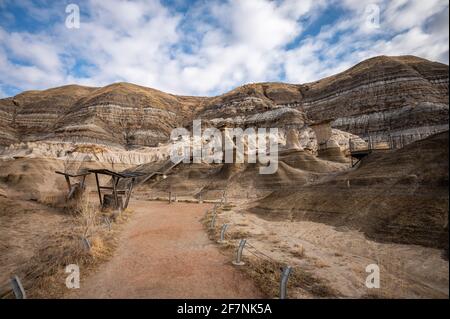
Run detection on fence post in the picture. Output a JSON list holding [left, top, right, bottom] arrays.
[[210, 212, 217, 229], [82, 237, 91, 251], [104, 216, 111, 231], [10, 275, 26, 299], [232, 239, 246, 266], [218, 224, 229, 244], [280, 266, 292, 299]]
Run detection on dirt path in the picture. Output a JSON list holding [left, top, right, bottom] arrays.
[[71, 200, 262, 298]]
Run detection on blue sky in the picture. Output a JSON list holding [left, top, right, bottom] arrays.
[[0, 0, 448, 98]]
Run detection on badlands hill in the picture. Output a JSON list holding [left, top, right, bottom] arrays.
[[252, 131, 449, 252], [0, 55, 448, 150], [132, 131, 448, 253], [0, 83, 207, 147], [0, 55, 448, 299]]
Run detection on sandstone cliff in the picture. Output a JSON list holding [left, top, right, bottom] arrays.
[[0, 83, 207, 148], [197, 55, 448, 140], [0, 55, 448, 151]]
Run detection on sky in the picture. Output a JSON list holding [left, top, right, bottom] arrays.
[[0, 0, 448, 98]]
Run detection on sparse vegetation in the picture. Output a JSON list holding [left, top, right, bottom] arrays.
[[1, 190, 132, 299], [201, 206, 337, 298], [241, 257, 338, 298]]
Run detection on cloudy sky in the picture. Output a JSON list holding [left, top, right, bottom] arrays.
[[0, 0, 448, 98]]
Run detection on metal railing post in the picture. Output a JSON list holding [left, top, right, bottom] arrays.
[[218, 224, 229, 244], [10, 276, 26, 299], [210, 212, 217, 229], [232, 239, 246, 266], [280, 266, 292, 299], [82, 237, 91, 251]]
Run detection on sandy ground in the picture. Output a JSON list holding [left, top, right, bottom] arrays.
[[69, 200, 262, 298], [0, 196, 67, 284], [215, 207, 449, 298]]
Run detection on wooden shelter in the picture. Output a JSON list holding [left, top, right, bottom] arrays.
[[55, 170, 90, 200], [88, 169, 147, 211]]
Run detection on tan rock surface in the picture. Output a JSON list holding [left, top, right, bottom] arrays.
[[1, 55, 447, 150]]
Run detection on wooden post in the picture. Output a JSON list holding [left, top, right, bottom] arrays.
[[80, 175, 86, 189], [95, 173, 102, 206], [124, 178, 134, 209], [112, 176, 119, 210], [64, 175, 71, 191]]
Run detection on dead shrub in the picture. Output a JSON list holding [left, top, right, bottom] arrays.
[[240, 257, 338, 298]]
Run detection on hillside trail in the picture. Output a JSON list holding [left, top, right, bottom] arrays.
[[70, 200, 262, 298]]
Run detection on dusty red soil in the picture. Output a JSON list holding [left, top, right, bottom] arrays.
[[70, 200, 262, 298]]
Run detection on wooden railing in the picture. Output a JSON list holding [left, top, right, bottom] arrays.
[[349, 133, 429, 153]]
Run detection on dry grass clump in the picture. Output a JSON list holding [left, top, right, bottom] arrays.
[[36, 192, 66, 207], [37, 183, 85, 211], [201, 207, 337, 299], [221, 204, 235, 211], [228, 229, 253, 240], [290, 244, 305, 258], [2, 191, 132, 298], [241, 257, 338, 298], [289, 266, 337, 298], [201, 211, 221, 238], [201, 209, 236, 251]]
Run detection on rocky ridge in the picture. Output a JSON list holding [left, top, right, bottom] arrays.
[[0, 55, 448, 153]]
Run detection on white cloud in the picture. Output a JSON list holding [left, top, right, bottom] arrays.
[[0, 31, 65, 89], [0, 0, 448, 97], [283, 0, 449, 84], [383, 0, 447, 32]]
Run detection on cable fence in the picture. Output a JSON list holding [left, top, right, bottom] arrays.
[[206, 202, 294, 299]]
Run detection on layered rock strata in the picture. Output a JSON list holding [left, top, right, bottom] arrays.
[[0, 55, 447, 152]]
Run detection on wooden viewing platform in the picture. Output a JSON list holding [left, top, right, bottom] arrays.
[[349, 133, 423, 167]]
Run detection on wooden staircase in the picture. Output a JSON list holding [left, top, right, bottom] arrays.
[[137, 157, 184, 185]]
